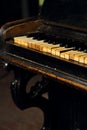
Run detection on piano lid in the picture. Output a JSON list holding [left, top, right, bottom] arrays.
[[41, 0, 87, 28]]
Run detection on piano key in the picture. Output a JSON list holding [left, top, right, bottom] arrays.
[[51, 47, 73, 56], [14, 36, 24, 44], [42, 43, 60, 53], [79, 55, 87, 63], [27, 38, 55, 51], [67, 50, 83, 60], [34, 40, 45, 51], [84, 57, 87, 64], [74, 52, 87, 62], [59, 50, 74, 59], [60, 50, 87, 62], [58, 48, 73, 57], [15, 35, 73, 55], [14, 36, 29, 47], [59, 50, 78, 60], [43, 35, 57, 43], [51, 47, 65, 55], [27, 31, 45, 39], [64, 40, 85, 51], [14, 36, 43, 50], [34, 40, 59, 53], [28, 37, 54, 51], [33, 40, 50, 51], [70, 51, 86, 61], [27, 38, 38, 49], [23, 37, 36, 49], [14, 36, 60, 53], [58, 38, 68, 47], [14, 35, 87, 65], [29, 38, 46, 49]]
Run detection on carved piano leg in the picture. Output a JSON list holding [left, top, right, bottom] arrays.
[[10, 66, 50, 130]]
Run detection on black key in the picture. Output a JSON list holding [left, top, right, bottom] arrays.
[[27, 31, 39, 38], [73, 41, 85, 51], [58, 38, 68, 47], [45, 36, 56, 44], [27, 31, 45, 40], [64, 40, 86, 51]]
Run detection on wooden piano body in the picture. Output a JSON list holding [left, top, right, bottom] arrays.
[[0, 0, 87, 129]]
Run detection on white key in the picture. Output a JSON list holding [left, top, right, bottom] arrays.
[[51, 47, 73, 56], [74, 52, 87, 62], [84, 57, 87, 64], [14, 36, 29, 47], [62, 50, 83, 60], [79, 54, 87, 63]]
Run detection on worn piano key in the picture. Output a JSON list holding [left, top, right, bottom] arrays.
[[60, 49, 75, 58], [29, 39, 55, 52], [34, 40, 50, 51], [58, 48, 73, 57], [26, 37, 36, 48], [60, 50, 87, 62], [84, 57, 87, 64], [59, 50, 73, 59], [34, 40, 45, 51], [28, 38, 45, 50], [14, 36, 36, 49], [14, 35, 87, 65], [14, 36, 24, 45], [23, 36, 60, 53], [37, 41, 53, 52], [14, 36, 29, 47], [51, 47, 73, 56], [42, 43, 60, 53], [59, 50, 79, 60], [47, 44, 60, 53], [74, 52, 87, 62], [66, 50, 82, 60], [14, 36, 41, 50], [21, 36, 55, 52], [35, 41, 57, 52], [79, 54, 87, 63], [14, 36, 48, 51], [70, 51, 86, 61], [51, 47, 65, 55], [28, 38, 39, 49], [79, 55, 85, 63]]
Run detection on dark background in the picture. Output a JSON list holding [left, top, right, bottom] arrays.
[[0, 0, 39, 26], [1, 0, 87, 27]]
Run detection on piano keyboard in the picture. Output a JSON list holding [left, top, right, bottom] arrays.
[[13, 32, 87, 65]]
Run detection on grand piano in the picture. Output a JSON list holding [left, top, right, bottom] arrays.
[[0, 0, 87, 130]]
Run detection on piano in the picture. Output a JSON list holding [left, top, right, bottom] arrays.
[[0, 0, 87, 130]]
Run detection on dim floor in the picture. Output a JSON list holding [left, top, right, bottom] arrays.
[[0, 67, 44, 130]]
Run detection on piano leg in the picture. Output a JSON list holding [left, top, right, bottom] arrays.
[[4, 64, 87, 130], [9, 66, 50, 130]]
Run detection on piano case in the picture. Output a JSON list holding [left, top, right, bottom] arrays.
[[0, 0, 87, 130], [0, 0, 87, 90]]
